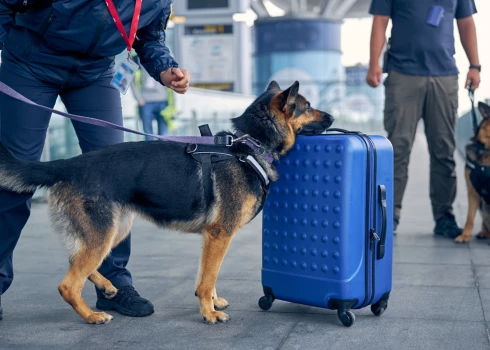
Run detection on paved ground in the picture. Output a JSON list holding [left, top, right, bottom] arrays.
[[1, 130, 490, 349]]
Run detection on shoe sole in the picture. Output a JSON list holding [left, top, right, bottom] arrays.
[[434, 231, 461, 239], [96, 299, 154, 317]]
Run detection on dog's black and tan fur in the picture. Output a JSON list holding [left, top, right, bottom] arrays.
[[456, 102, 490, 243], [0, 81, 333, 324]]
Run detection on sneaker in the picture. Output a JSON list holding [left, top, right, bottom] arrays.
[[96, 285, 154, 317], [434, 212, 463, 238], [0, 295, 2, 320]]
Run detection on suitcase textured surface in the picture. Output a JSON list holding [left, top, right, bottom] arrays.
[[259, 132, 394, 327]]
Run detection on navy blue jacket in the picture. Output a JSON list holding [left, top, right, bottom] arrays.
[[0, 0, 178, 86]]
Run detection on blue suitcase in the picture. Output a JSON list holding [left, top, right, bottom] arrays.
[[259, 130, 394, 327]]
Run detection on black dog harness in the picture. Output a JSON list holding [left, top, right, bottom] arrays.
[[186, 124, 273, 206], [466, 84, 490, 204], [466, 149, 490, 205]]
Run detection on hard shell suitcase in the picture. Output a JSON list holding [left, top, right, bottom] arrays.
[[259, 130, 394, 327]]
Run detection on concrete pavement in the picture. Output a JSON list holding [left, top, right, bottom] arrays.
[[1, 130, 489, 350]]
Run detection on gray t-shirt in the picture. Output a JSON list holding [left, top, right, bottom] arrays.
[[369, 0, 477, 76]]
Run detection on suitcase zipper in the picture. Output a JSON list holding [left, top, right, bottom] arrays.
[[358, 134, 378, 308], [366, 137, 378, 306]]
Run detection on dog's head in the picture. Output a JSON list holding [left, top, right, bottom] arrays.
[[475, 102, 490, 147], [232, 81, 334, 156]]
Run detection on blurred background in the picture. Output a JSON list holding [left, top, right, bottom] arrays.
[[0, 0, 486, 198]]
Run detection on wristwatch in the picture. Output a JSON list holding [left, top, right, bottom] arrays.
[[470, 64, 481, 72]]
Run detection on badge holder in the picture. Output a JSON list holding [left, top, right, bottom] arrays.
[[111, 56, 139, 95], [426, 5, 445, 27]]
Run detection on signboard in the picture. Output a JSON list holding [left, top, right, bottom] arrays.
[[182, 24, 234, 92]]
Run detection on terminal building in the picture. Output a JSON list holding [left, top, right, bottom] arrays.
[[171, 0, 384, 129]]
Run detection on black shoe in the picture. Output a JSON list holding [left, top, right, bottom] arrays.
[[96, 285, 154, 317], [434, 212, 463, 238], [0, 295, 3, 320], [393, 218, 399, 235]]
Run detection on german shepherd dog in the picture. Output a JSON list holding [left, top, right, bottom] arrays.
[[0, 81, 333, 324], [456, 102, 490, 243]]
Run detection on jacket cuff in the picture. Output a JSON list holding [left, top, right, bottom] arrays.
[[154, 60, 179, 86]]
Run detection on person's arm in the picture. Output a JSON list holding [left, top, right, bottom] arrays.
[[366, 15, 390, 87], [133, 7, 189, 94], [457, 16, 480, 90], [0, 0, 20, 49], [0, 0, 50, 49], [129, 76, 144, 106], [365, 0, 392, 88], [455, 0, 479, 90]]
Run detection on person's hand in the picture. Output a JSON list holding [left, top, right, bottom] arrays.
[[466, 68, 481, 91], [366, 64, 383, 88], [160, 67, 190, 94], [138, 99, 145, 107]]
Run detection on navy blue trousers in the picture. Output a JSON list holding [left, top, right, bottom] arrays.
[[0, 65, 132, 297]]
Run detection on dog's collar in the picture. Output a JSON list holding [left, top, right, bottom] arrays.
[[233, 130, 274, 164]]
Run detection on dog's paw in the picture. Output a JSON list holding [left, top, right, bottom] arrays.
[[86, 312, 113, 325], [214, 297, 229, 311], [455, 234, 471, 243], [102, 287, 118, 299], [202, 311, 230, 325]]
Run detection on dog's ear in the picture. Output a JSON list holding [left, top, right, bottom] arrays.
[[479, 102, 490, 119], [266, 80, 281, 92], [279, 81, 299, 109]]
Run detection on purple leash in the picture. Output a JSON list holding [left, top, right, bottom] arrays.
[[0, 81, 276, 163], [0, 81, 225, 146]]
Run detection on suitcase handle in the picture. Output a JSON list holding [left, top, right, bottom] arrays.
[[377, 185, 387, 259], [325, 128, 363, 134]]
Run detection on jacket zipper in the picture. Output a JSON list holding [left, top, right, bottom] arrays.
[[40, 13, 56, 33], [23, 12, 56, 58]]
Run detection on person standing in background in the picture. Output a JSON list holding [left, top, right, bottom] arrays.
[[366, 0, 480, 237], [130, 53, 177, 140]]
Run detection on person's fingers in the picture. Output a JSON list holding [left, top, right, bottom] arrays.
[[171, 67, 185, 78], [169, 83, 189, 94]]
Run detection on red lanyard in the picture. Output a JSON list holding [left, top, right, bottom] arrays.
[[105, 0, 142, 53]]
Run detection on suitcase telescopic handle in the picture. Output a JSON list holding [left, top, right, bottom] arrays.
[[377, 185, 387, 260]]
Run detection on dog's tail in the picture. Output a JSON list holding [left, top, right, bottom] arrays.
[[0, 140, 60, 193]]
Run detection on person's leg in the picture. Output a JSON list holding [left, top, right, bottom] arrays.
[[59, 77, 153, 316], [155, 101, 168, 136], [383, 70, 427, 228], [0, 66, 57, 297], [424, 75, 461, 237], [139, 104, 154, 141]]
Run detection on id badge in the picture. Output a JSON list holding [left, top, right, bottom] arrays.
[[111, 57, 139, 95], [426, 5, 444, 27]]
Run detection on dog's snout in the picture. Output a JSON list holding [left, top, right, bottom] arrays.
[[322, 112, 334, 127]]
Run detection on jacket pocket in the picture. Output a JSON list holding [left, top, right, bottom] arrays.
[[23, 10, 57, 58]]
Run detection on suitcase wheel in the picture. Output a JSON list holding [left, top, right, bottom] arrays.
[[337, 310, 355, 327], [258, 295, 275, 311], [371, 299, 388, 316]]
